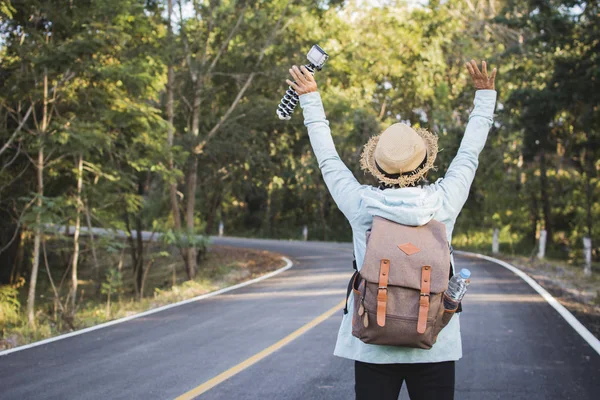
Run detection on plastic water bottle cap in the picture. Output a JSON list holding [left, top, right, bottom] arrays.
[[459, 269, 471, 279]]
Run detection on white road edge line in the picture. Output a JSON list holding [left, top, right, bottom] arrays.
[[0, 257, 294, 357], [456, 250, 600, 356]]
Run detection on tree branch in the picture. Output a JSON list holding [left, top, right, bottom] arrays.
[[194, 74, 254, 154], [199, 0, 216, 69], [179, 92, 194, 111], [0, 141, 22, 174], [42, 238, 69, 317], [0, 105, 33, 157], [252, 0, 290, 69], [0, 196, 35, 255], [179, 0, 197, 83], [0, 163, 30, 194], [206, 3, 248, 74], [193, 0, 291, 154]]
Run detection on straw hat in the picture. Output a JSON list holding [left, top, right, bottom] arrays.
[[360, 123, 438, 187]]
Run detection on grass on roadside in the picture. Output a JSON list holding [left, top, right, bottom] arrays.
[[1, 244, 285, 350], [453, 231, 600, 339]]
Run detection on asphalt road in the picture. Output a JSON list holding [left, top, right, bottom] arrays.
[[1, 237, 599, 400]]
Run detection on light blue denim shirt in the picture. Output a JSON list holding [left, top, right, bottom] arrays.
[[299, 89, 497, 364]]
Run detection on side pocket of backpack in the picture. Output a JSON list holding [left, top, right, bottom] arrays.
[[351, 274, 366, 339], [432, 293, 459, 343]]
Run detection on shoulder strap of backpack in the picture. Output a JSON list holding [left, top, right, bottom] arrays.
[[343, 253, 358, 315]]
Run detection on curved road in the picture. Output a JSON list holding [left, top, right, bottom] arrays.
[[1, 237, 599, 399]]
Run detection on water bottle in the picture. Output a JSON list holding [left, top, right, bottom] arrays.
[[444, 268, 471, 309]]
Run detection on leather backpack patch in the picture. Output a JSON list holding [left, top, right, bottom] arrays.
[[398, 242, 420, 256]]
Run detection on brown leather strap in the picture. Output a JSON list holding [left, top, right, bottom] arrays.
[[376, 259, 390, 327], [417, 265, 431, 334]]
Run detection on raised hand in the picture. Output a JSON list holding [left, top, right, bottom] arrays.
[[286, 65, 318, 95], [466, 60, 497, 90]]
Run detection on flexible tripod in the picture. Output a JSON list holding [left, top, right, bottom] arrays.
[[276, 45, 328, 120]]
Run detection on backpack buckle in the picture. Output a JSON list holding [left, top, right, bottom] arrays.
[[420, 293, 430, 297], [378, 287, 388, 291]]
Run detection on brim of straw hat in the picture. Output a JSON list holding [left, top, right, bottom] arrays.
[[360, 126, 439, 187]]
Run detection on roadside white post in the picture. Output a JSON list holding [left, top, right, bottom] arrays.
[[583, 237, 592, 277], [538, 229, 547, 259], [218, 220, 224, 237], [303, 225, 308, 241], [492, 228, 500, 254]]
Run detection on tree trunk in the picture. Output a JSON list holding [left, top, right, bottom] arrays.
[[167, 0, 182, 235], [124, 176, 145, 300], [1, 220, 22, 285], [139, 259, 153, 300], [125, 212, 144, 299], [27, 65, 48, 327], [117, 247, 124, 303], [106, 289, 111, 318], [42, 238, 69, 328], [205, 184, 222, 235], [180, 0, 290, 278], [183, 81, 202, 280], [584, 147, 594, 239], [584, 145, 594, 267], [529, 189, 539, 248], [165, 0, 189, 274], [7, 230, 23, 285], [15, 235, 25, 283], [185, 157, 198, 279], [134, 209, 144, 295], [70, 153, 84, 315], [539, 149, 552, 247], [84, 202, 100, 292], [27, 148, 43, 327], [585, 177, 593, 239], [263, 181, 273, 236]]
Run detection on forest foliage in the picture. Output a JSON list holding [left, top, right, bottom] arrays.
[[0, 0, 598, 326]]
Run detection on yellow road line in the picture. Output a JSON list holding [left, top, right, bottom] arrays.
[[175, 299, 345, 400]]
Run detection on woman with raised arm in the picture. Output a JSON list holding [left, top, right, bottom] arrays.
[[287, 60, 497, 400]]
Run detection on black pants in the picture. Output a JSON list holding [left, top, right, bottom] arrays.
[[355, 360, 455, 400]]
